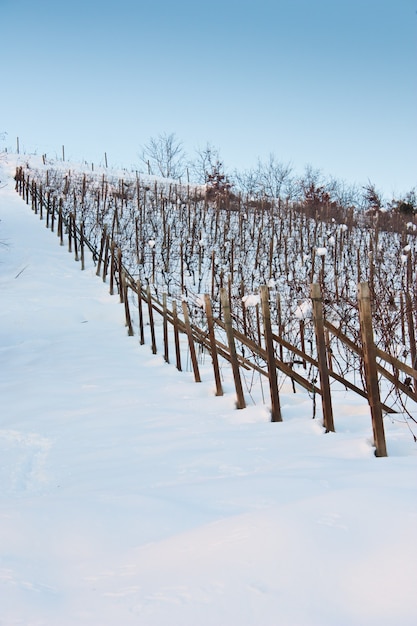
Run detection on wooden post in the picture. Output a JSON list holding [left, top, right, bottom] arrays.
[[118, 248, 124, 302], [172, 300, 182, 371], [220, 288, 246, 409], [123, 277, 134, 336], [80, 222, 85, 270], [180, 242, 185, 294], [163, 293, 169, 364], [299, 319, 306, 368], [46, 192, 50, 228], [211, 250, 216, 299], [182, 299, 201, 382], [146, 285, 157, 355], [260, 286, 282, 422], [73, 214, 79, 262], [51, 197, 56, 232], [38, 185, 43, 220], [96, 226, 107, 276], [310, 283, 335, 432], [204, 294, 224, 396], [405, 292, 417, 394], [32, 180, 37, 213], [25, 176, 30, 204], [136, 280, 145, 345], [357, 282, 388, 457], [276, 293, 284, 361], [67, 213, 73, 253], [58, 201, 64, 246], [102, 235, 110, 282], [109, 242, 116, 295]]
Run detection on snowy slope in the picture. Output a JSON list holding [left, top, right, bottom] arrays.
[[1, 156, 416, 625]]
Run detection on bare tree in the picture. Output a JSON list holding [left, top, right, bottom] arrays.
[[232, 154, 293, 201], [140, 132, 186, 180], [232, 167, 261, 197], [189, 143, 223, 184], [256, 154, 293, 200], [362, 180, 383, 212]]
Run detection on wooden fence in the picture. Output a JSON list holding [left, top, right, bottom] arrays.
[[14, 168, 417, 457]]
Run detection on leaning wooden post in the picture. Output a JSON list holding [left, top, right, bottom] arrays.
[[109, 242, 116, 295], [204, 294, 224, 396], [51, 197, 56, 232], [172, 300, 182, 371], [220, 288, 246, 409], [260, 286, 282, 422], [67, 213, 73, 254], [122, 276, 134, 337], [96, 226, 107, 276], [73, 215, 79, 262], [146, 285, 157, 355], [58, 200, 64, 246], [310, 283, 335, 432], [136, 280, 145, 345], [163, 292, 169, 364], [102, 234, 110, 282], [38, 184, 43, 220], [45, 192, 51, 228], [405, 292, 417, 394], [182, 299, 201, 383], [80, 222, 85, 270], [357, 282, 388, 457], [118, 248, 124, 303]]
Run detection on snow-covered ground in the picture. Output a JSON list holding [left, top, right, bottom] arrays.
[[1, 156, 416, 625]]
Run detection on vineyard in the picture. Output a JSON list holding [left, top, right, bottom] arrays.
[[14, 159, 417, 453]]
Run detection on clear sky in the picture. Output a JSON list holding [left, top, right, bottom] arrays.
[[1, 0, 416, 197]]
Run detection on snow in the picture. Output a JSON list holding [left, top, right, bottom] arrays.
[[242, 294, 260, 308], [295, 299, 313, 320], [1, 156, 417, 625]]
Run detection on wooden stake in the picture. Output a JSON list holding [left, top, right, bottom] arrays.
[[163, 293, 169, 364], [102, 234, 110, 282], [118, 248, 124, 302], [204, 294, 224, 396], [58, 201, 64, 246], [123, 278, 134, 336], [80, 222, 85, 270], [109, 242, 116, 295], [260, 286, 282, 422], [357, 282, 387, 456], [182, 299, 201, 382], [146, 285, 157, 355], [136, 280, 145, 345], [96, 226, 107, 276], [310, 283, 335, 432], [405, 292, 417, 394], [172, 300, 182, 371], [220, 288, 246, 409]]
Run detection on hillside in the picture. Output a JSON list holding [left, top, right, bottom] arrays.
[[1, 154, 417, 625]]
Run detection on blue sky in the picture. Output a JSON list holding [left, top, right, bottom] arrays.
[[1, 0, 416, 197]]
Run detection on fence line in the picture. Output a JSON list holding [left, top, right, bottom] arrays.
[[14, 167, 417, 457]]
